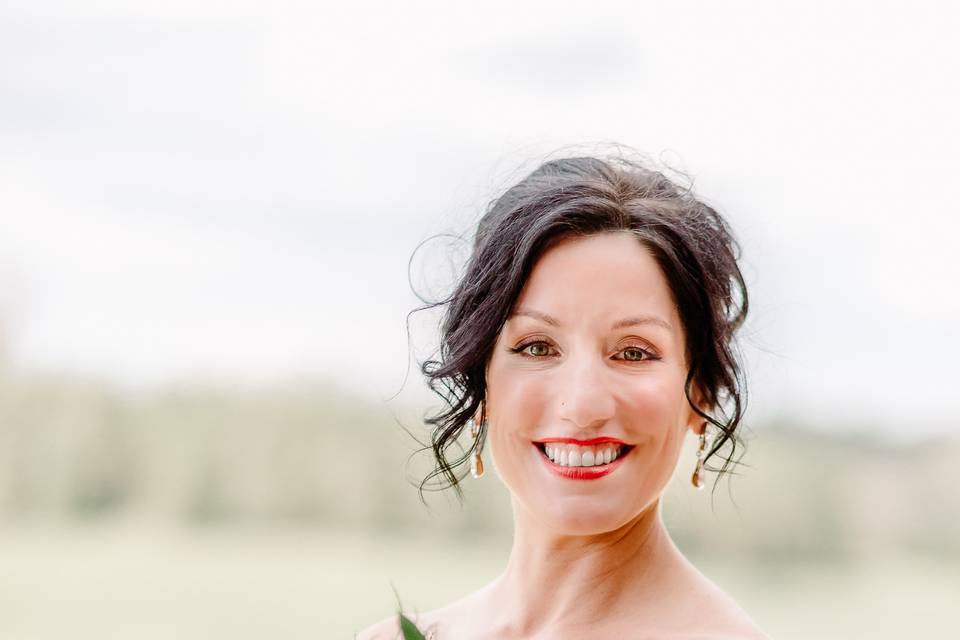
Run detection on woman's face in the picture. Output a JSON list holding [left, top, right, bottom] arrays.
[[484, 231, 703, 535]]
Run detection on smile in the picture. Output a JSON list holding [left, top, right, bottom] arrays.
[[533, 442, 635, 480]]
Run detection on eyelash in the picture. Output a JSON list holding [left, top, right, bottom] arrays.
[[509, 340, 660, 362]]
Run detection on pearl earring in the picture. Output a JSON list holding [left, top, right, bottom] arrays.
[[691, 425, 707, 490]]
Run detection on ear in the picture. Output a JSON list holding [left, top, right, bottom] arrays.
[[685, 383, 710, 435], [472, 400, 486, 425]]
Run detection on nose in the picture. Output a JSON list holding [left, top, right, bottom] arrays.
[[556, 349, 616, 431]]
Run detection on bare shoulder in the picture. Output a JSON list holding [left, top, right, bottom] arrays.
[[355, 612, 430, 640], [354, 614, 401, 640], [672, 571, 770, 639], [354, 610, 444, 640], [353, 585, 480, 640]]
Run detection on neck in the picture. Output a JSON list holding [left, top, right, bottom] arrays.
[[482, 497, 686, 637]]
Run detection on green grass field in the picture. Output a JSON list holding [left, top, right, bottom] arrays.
[[0, 521, 956, 639], [1, 377, 956, 638]]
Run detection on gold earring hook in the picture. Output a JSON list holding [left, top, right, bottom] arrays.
[[691, 423, 707, 489]]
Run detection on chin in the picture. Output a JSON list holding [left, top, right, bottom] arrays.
[[539, 502, 638, 536]]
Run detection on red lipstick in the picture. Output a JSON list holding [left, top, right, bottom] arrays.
[[533, 439, 634, 480], [536, 436, 629, 446]]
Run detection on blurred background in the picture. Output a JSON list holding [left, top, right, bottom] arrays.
[[1, 1, 958, 638]]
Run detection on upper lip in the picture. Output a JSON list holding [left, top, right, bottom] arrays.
[[534, 436, 629, 446]]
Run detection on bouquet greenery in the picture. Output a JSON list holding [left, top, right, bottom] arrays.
[[390, 582, 430, 640]]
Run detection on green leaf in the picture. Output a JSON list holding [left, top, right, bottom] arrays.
[[388, 580, 428, 640], [398, 612, 428, 640]]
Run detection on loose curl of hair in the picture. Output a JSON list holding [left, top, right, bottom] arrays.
[[409, 152, 750, 505]]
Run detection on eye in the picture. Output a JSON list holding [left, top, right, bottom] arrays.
[[510, 340, 556, 358], [615, 346, 659, 362]]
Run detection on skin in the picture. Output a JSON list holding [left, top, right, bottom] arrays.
[[358, 231, 768, 639]]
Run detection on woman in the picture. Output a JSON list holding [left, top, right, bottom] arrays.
[[359, 153, 769, 639]]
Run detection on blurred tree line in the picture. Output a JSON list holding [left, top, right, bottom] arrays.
[[0, 370, 957, 564]]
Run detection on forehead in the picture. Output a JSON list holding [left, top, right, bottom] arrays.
[[509, 231, 680, 331]]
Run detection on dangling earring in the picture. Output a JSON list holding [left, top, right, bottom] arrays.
[[691, 424, 707, 490], [468, 416, 485, 479]]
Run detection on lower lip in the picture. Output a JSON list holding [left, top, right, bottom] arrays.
[[535, 444, 632, 480]]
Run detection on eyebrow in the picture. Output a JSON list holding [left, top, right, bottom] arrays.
[[509, 308, 674, 332]]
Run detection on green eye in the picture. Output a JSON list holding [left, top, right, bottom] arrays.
[[526, 343, 551, 357], [510, 341, 554, 358]]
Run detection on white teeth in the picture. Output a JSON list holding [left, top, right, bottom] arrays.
[[542, 444, 623, 468]]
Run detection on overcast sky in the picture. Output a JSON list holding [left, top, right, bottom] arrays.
[[1, 1, 957, 439]]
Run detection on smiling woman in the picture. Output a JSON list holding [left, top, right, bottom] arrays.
[[357, 151, 767, 639], [493, 233, 702, 503]]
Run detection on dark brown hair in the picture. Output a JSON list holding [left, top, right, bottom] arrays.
[[410, 152, 750, 503]]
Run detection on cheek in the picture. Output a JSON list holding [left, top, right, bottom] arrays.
[[486, 342, 543, 409], [490, 372, 550, 418], [621, 372, 690, 433], [485, 357, 551, 444], [619, 373, 691, 489], [483, 355, 555, 483]]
